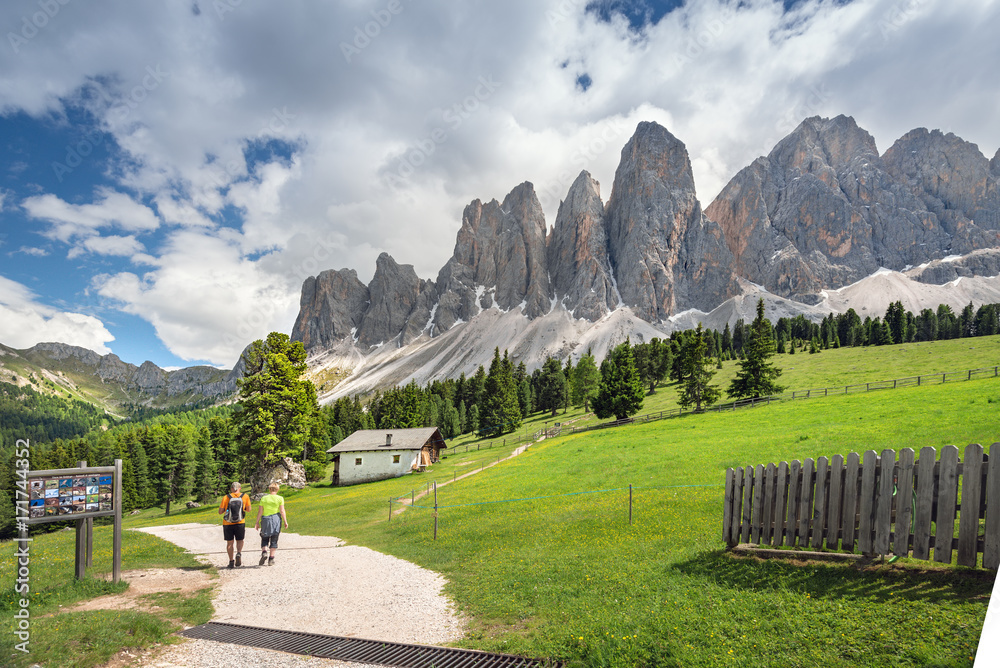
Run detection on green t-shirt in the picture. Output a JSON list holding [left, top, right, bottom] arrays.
[[259, 493, 284, 517]]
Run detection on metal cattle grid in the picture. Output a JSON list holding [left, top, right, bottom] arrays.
[[179, 622, 554, 667]]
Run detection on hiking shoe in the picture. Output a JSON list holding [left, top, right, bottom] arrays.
[[228, 560, 235, 569], [259, 552, 268, 566], [235, 553, 242, 567], [267, 557, 275, 566]]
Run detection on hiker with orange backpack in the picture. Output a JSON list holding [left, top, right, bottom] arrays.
[[218, 482, 251, 569]]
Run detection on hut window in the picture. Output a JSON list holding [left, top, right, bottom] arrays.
[[355, 458, 362, 466], [393, 455, 401, 463]]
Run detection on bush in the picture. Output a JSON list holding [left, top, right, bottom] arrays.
[[303, 460, 326, 482]]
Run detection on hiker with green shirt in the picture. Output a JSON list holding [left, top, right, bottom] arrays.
[[254, 482, 288, 566]]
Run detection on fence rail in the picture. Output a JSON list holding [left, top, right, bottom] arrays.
[[723, 443, 1000, 569]]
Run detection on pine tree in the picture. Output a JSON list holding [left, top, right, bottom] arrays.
[[458, 400, 468, 434], [678, 324, 721, 412], [727, 299, 785, 400], [537, 357, 568, 417], [233, 332, 322, 471], [192, 427, 218, 504], [571, 350, 601, 411], [479, 349, 522, 437], [468, 404, 480, 434], [592, 340, 645, 421]]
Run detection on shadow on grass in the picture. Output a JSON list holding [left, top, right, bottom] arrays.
[[670, 549, 994, 605]]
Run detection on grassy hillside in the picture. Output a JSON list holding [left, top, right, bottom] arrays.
[[5, 338, 998, 666], [0, 343, 233, 415], [113, 372, 998, 667]]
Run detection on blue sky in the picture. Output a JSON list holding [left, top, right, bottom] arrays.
[[1, 0, 998, 369]]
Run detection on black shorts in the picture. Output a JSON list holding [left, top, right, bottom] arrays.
[[223, 523, 246, 541]]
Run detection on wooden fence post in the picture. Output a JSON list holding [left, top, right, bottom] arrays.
[[388, 497, 392, 522], [629, 484, 633, 526], [772, 462, 788, 547], [798, 458, 814, 547], [874, 449, 895, 555], [723, 468, 735, 546], [894, 449, 915, 557], [858, 450, 878, 555], [842, 452, 861, 552], [933, 446, 959, 563], [741, 465, 754, 544], [811, 457, 829, 549], [912, 447, 937, 561], [957, 443, 984, 567], [433, 481, 438, 541], [785, 460, 801, 548], [985, 442, 1000, 570], [826, 454, 844, 550]]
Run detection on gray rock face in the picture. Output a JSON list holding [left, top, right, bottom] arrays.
[[291, 268, 369, 350], [707, 115, 950, 298], [357, 253, 435, 348], [905, 248, 1000, 284], [605, 121, 739, 319], [992, 148, 1000, 178], [433, 182, 551, 330], [882, 128, 1000, 243], [547, 171, 618, 320]]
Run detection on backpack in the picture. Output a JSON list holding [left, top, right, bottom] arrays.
[[224, 494, 245, 523]]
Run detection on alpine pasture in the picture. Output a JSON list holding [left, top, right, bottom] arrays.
[[4, 335, 999, 667]]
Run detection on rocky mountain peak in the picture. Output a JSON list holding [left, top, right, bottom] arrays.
[[431, 181, 551, 329], [547, 171, 617, 320], [356, 253, 435, 348], [605, 121, 738, 319], [992, 148, 1000, 177], [291, 268, 369, 350], [771, 115, 879, 176], [882, 128, 1000, 237], [707, 114, 956, 299]]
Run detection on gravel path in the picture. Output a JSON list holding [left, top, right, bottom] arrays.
[[135, 523, 466, 667]]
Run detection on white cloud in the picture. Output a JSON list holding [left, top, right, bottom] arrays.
[[0, 275, 114, 354], [1, 0, 998, 361], [91, 229, 300, 365], [13, 246, 49, 257], [68, 235, 146, 259], [23, 189, 159, 242]]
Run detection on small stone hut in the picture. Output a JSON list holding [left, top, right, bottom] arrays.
[[326, 427, 446, 486]]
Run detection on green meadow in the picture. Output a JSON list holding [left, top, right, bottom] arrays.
[[4, 335, 999, 667]]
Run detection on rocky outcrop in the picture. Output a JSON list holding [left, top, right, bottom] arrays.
[[605, 121, 739, 319], [291, 268, 369, 350], [992, 148, 1000, 178], [356, 253, 435, 347], [249, 457, 306, 500], [432, 182, 551, 330], [706, 115, 951, 298], [546, 171, 618, 320], [882, 128, 1000, 243], [905, 249, 1000, 284]]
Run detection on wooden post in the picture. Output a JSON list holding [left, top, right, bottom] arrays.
[[751, 464, 764, 545], [723, 469, 735, 546], [811, 457, 829, 550], [894, 449, 915, 557], [934, 446, 960, 564], [433, 481, 438, 541], [826, 455, 844, 551], [984, 442, 1000, 570], [772, 462, 788, 547], [957, 444, 984, 567], [843, 453, 861, 552], [874, 449, 895, 556], [86, 517, 93, 568], [75, 460, 87, 580], [912, 447, 937, 561], [858, 450, 877, 555], [388, 497, 392, 522], [113, 459, 122, 584], [411, 490, 415, 506], [629, 484, 633, 525]]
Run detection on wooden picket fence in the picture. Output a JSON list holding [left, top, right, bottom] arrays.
[[723, 443, 1000, 569]]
